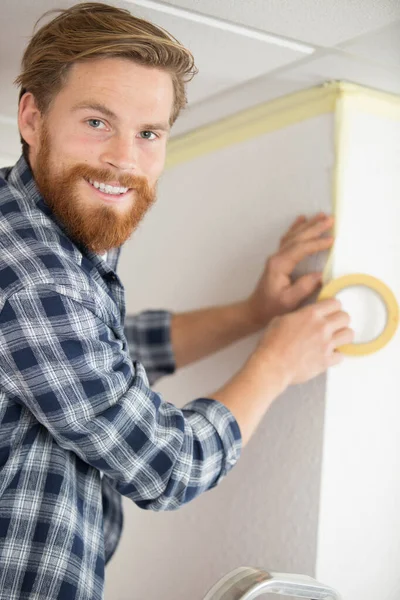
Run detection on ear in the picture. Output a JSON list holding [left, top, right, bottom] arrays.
[[18, 92, 42, 157]]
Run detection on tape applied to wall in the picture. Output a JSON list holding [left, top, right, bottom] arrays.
[[319, 85, 400, 357]]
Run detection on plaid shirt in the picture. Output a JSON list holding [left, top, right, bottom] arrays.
[[0, 156, 242, 600]]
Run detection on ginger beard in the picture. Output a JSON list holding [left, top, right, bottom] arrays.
[[33, 123, 157, 254]]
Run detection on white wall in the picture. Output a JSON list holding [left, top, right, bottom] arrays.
[[105, 114, 335, 599], [0, 153, 18, 167], [316, 102, 400, 600], [0, 120, 20, 166]]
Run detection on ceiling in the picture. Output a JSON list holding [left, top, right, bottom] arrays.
[[1, 0, 400, 157]]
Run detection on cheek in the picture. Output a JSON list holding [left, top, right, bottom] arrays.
[[142, 144, 167, 182], [71, 136, 99, 159], [55, 124, 100, 161]]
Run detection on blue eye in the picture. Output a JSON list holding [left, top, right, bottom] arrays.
[[87, 119, 105, 129], [140, 131, 157, 140]]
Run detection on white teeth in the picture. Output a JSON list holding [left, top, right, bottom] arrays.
[[88, 179, 129, 195]]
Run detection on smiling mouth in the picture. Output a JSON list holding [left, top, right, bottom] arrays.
[[84, 178, 132, 202]]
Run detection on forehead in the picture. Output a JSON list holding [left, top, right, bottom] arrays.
[[56, 57, 174, 122]]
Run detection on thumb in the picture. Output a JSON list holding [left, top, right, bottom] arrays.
[[285, 272, 323, 307]]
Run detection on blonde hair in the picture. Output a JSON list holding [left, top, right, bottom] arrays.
[[14, 2, 198, 161]]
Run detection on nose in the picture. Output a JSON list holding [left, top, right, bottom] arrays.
[[100, 134, 138, 172]]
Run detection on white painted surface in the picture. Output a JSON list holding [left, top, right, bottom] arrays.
[[316, 107, 400, 599], [105, 114, 335, 599], [288, 52, 400, 97], [336, 286, 387, 344], [0, 155, 18, 168], [126, 0, 315, 53], [170, 74, 325, 137], [165, 0, 400, 47], [128, 1, 308, 105], [0, 122, 20, 162], [339, 20, 400, 69], [171, 52, 400, 138]]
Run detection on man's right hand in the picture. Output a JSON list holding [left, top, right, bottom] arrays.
[[210, 297, 354, 447], [253, 297, 354, 386]]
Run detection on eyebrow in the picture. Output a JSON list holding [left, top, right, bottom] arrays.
[[71, 101, 170, 131]]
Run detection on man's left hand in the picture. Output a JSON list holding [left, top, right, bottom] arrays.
[[245, 212, 335, 327]]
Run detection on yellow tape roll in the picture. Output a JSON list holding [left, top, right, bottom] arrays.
[[318, 273, 399, 356]]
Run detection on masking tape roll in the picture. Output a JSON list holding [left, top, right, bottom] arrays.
[[318, 273, 399, 356]]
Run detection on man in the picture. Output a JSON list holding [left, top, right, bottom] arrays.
[[0, 2, 353, 599]]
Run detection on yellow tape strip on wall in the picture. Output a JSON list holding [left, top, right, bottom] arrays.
[[166, 82, 338, 170], [166, 81, 400, 356], [318, 83, 400, 355]]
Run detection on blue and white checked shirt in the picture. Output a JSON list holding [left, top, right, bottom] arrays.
[[0, 156, 242, 600]]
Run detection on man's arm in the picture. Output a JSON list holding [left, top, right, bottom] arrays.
[[125, 214, 334, 375], [123, 301, 261, 377], [170, 213, 336, 371], [124, 310, 176, 385], [170, 300, 262, 369], [0, 284, 241, 510], [210, 298, 352, 446]]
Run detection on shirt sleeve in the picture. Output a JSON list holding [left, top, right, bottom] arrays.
[[123, 310, 176, 386], [0, 284, 242, 511]]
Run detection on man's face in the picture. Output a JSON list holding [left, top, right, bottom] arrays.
[[28, 58, 174, 254]]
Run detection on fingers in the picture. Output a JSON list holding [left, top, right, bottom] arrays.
[[310, 301, 355, 358], [291, 216, 334, 243], [331, 327, 355, 349], [278, 236, 334, 272], [315, 297, 343, 317], [281, 213, 332, 246], [281, 214, 312, 245], [327, 327, 355, 367], [298, 212, 331, 232], [328, 350, 345, 367], [284, 272, 323, 307], [285, 215, 307, 237], [326, 309, 351, 332], [324, 307, 355, 355]]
